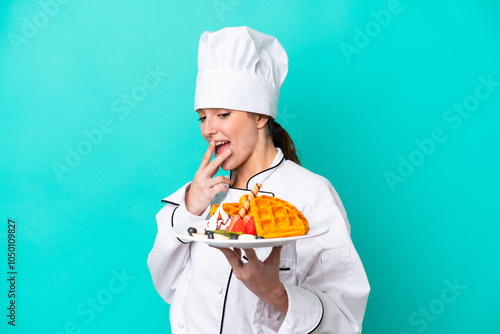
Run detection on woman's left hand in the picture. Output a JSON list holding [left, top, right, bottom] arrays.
[[216, 246, 289, 315]]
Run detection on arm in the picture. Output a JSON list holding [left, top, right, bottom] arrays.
[[147, 141, 233, 303], [217, 246, 289, 315], [279, 180, 370, 333], [146, 183, 210, 303], [219, 178, 370, 333]]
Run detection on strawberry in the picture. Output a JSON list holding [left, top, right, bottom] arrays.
[[227, 216, 245, 233], [243, 215, 251, 226], [243, 216, 257, 235]]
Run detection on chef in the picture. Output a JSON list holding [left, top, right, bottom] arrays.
[[147, 26, 370, 333]]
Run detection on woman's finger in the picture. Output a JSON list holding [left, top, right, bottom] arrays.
[[217, 247, 246, 270], [207, 175, 233, 188], [195, 141, 215, 176], [232, 248, 244, 268], [209, 184, 230, 197], [233, 247, 242, 257], [204, 148, 232, 176], [264, 246, 282, 266], [209, 165, 220, 178], [216, 247, 242, 269], [243, 248, 258, 262]]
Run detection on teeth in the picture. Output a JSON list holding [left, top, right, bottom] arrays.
[[215, 141, 229, 146]]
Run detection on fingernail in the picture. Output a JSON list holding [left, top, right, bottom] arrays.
[[226, 148, 231, 153]]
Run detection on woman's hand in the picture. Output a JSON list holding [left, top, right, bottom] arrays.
[[217, 246, 289, 315], [185, 141, 233, 216]]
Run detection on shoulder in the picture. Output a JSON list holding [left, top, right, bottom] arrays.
[[268, 159, 339, 209], [273, 160, 349, 231], [276, 159, 333, 192]]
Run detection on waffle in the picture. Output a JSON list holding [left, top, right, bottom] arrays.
[[209, 195, 250, 217], [249, 195, 309, 238], [210, 202, 242, 217]]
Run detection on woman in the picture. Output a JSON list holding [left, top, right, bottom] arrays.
[[147, 26, 370, 333]]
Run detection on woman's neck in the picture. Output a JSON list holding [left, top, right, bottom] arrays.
[[232, 142, 277, 189]]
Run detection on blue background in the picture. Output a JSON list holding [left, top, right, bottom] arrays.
[[1, 0, 499, 333]]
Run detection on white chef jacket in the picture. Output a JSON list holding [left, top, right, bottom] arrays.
[[147, 148, 370, 333]]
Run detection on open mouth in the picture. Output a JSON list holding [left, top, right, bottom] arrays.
[[215, 140, 231, 157]]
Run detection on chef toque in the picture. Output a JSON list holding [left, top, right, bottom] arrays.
[[194, 26, 288, 119]]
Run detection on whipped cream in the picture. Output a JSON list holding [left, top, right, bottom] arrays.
[[206, 203, 231, 231]]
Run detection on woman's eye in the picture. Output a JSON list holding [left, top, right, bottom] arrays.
[[198, 116, 206, 122], [219, 112, 231, 118]]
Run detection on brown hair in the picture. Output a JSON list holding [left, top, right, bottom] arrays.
[[267, 118, 301, 165]]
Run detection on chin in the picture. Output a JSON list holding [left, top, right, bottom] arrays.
[[220, 159, 237, 172], [220, 162, 232, 171]]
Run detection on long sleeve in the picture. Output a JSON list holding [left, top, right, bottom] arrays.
[[147, 183, 211, 304], [253, 174, 370, 334], [285, 179, 369, 333]]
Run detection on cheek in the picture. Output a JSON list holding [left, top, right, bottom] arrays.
[[229, 123, 256, 146], [224, 124, 240, 144]]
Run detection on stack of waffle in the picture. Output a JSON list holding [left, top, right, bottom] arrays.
[[210, 193, 309, 238]]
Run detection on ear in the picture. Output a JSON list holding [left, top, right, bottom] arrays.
[[255, 114, 270, 129]]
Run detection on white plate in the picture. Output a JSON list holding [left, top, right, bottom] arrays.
[[170, 222, 329, 248]]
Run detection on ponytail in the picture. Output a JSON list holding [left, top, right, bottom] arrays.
[[267, 118, 301, 165]]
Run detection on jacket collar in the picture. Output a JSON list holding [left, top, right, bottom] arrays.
[[229, 147, 285, 190]]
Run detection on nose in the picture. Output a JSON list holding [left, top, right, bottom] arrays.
[[202, 116, 217, 139]]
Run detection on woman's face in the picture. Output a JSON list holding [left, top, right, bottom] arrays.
[[196, 108, 261, 171]]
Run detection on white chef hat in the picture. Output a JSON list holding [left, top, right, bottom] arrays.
[[194, 26, 288, 119]]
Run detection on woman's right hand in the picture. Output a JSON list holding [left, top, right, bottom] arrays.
[[185, 141, 233, 216]]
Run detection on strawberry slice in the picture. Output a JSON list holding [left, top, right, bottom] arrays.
[[243, 215, 251, 226], [243, 215, 257, 235], [227, 216, 245, 233]]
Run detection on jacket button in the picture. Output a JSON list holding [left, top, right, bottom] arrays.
[[215, 285, 223, 294], [178, 321, 184, 329]]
